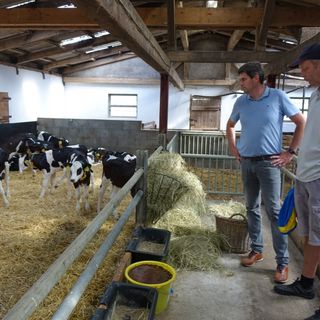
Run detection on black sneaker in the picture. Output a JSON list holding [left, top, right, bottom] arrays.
[[305, 308, 320, 320], [274, 278, 315, 299]]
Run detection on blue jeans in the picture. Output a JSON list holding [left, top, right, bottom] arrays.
[[241, 159, 289, 265]]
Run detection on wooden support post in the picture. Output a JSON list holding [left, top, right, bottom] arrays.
[[135, 150, 148, 226], [159, 73, 169, 134]]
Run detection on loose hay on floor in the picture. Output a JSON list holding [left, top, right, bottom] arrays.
[[0, 165, 134, 320], [168, 230, 227, 272]]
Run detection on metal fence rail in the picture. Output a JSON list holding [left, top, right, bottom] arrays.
[[3, 150, 151, 320], [166, 131, 297, 198], [179, 131, 228, 155], [52, 190, 143, 320], [182, 154, 243, 195]]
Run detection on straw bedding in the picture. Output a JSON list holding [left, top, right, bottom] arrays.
[[0, 165, 134, 320]]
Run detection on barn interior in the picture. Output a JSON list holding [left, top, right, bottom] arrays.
[[0, 1, 320, 320]]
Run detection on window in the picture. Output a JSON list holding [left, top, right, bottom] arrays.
[[108, 94, 138, 118]]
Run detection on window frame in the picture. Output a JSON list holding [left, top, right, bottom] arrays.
[[108, 93, 138, 118]]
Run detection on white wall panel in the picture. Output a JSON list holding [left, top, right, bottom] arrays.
[[0, 65, 64, 123]]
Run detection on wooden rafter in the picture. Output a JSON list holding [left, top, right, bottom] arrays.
[[256, 0, 276, 50], [62, 52, 136, 74], [71, 0, 184, 90], [43, 46, 130, 71], [167, 0, 176, 50], [17, 34, 117, 64], [265, 32, 320, 75], [0, 31, 61, 51]]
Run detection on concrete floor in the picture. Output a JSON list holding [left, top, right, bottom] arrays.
[[155, 205, 320, 320]]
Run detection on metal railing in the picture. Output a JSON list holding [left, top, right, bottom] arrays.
[[167, 131, 297, 198], [3, 149, 151, 320]]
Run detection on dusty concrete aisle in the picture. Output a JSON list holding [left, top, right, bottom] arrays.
[[156, 206, 320, 320]]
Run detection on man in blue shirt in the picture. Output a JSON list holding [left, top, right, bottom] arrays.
[[226, 62, 305, 283]]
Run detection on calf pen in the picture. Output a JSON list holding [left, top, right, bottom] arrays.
[[2, 149, 152, 320], [2, 131, 297, 320]]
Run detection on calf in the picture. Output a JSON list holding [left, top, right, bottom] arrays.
[[8, 153, 28, 172], [69, 152, 92, 212], [0, 133, 36, 155], [97, 151, 136, 217], [0, 133, 39, 172], [53, 144, 94, 190], [0, 148, 10, 207], [31, 148, 92, 212], [37, 131, 69, 149]]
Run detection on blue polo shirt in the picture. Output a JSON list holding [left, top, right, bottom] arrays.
[[229, 87, 299, 157]]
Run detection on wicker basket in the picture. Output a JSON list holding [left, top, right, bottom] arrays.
[[215, 213, 250, 253]]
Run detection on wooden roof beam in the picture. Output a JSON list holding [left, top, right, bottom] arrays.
[[137, 7, 320, 29], [168, 50, 284, 63], [1, 7, 320, 29], [71, 0, 184, 90]]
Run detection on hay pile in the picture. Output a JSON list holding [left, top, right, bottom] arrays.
[[0, 165, 134, 320], [147, 152, 228, 272], [147, 152, 206, 229]]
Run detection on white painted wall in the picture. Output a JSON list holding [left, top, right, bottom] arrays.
[[1, 64, 312, 133], [0, 65, 64, 123], [64, 82, 232, 129]]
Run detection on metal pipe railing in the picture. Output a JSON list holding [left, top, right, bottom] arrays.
[[52, 190, 143, 320], [4, 168, 143, 320]]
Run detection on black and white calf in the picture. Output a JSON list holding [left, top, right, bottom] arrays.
[[31, 148, 92, 212], [97, 151, 136, 216], [69, 152, 92, 212], [37, 131, 69, 149], [8, 153, 28, 172], [0, 148, 10, 207]]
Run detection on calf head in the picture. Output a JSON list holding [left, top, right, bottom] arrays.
[[70, 158, 91, 185]]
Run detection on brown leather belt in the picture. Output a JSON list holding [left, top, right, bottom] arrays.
[[241, 154, 279, 161]]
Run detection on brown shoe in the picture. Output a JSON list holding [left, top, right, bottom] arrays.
[[241, 250, 263, 267], [274, 265, 288, 283]]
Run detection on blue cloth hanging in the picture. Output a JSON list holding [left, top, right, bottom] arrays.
[[278, 188, 297, 234]]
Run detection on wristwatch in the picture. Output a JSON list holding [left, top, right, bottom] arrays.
[[287, 147, 297, 155]]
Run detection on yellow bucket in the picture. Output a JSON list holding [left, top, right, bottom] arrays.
[[125, 260, 176, 315]]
